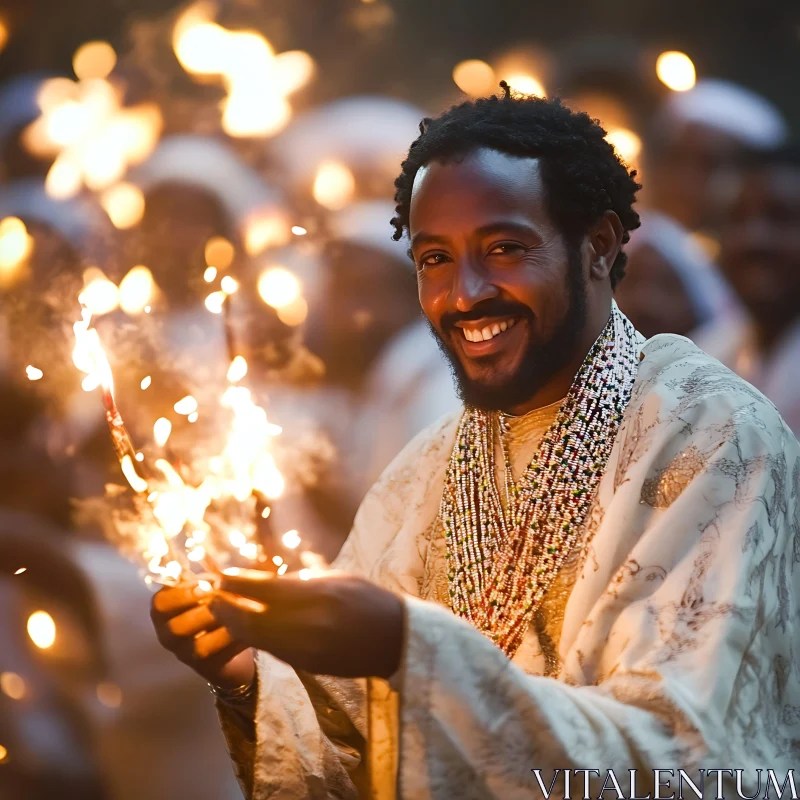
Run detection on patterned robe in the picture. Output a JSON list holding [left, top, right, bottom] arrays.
[[221, 333, 800, 799]]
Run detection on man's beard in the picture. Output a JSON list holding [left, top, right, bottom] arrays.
[[426, 251, 588, 412]]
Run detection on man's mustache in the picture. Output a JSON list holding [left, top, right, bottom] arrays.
[[440, 300, 532, 331]]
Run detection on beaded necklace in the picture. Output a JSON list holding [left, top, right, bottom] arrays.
[[440, 305, 640, 658]]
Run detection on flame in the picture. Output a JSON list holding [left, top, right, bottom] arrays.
[[72, 310, 114, 394], [120, 455, 148, 493], [312, 161, 355, 210], [27, 610, 56, 649]]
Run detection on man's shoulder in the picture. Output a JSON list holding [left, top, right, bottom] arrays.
[[373, 409, 462, 487], [632, 333, 790, 442]]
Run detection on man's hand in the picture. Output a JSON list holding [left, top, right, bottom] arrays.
[[150, 583, 255, 690], [210, 572, 405, 679]]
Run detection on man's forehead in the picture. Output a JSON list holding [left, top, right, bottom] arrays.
[[409, 149, 547, 232]]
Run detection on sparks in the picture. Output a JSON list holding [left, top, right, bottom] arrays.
[[25, 365, 43, 381]]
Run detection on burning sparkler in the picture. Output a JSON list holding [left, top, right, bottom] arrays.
[[71, 275, 324, 586]]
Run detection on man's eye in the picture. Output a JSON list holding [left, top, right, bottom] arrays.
[[419, 253, 449, 268], [488, 243, 525, 256]]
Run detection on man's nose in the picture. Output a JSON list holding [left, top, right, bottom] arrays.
[[449, 259, 498, 313]]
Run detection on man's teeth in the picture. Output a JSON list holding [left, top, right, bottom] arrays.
[[463, 318, 516, 342]]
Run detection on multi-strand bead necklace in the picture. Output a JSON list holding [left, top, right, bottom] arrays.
[[440, 305, 640, 658]]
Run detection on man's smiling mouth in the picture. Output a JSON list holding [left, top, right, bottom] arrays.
[[456, 317, 519, 343]]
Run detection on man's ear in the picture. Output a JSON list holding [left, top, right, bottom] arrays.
[[588, 211, 624, 281]]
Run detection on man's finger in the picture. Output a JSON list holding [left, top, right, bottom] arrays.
[[219, 570, 278, 602], [210, 592, 268, 647], [167, 603, 219, 638], [152, 583, 212, 617]]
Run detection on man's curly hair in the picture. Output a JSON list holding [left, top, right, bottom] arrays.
[[391, 83, 642, 288]]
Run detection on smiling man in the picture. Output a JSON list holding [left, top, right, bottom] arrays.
[[151, 88, 800, 799]]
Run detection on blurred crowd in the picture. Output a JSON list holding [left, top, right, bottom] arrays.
[[1, 7, 799, 799]]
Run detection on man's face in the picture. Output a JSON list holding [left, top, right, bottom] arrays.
[[409, 148, 588, 411], [721, 165, 800, 326], [649, 123, 743, 231]]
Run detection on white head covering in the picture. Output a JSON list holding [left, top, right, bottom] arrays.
[[626, 212, 736, 326], [659, 79, 788, 150], [269, 96, 426, 190], [0, 72, 58, 150], [129, 135, 284, 229], [328, 200, 409, 265], [0, 178, 114, 266]]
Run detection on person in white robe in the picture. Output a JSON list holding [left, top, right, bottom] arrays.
[[694, 145, 800, 436], [614, 211, 736, 340], [150, 89, 800, 800]]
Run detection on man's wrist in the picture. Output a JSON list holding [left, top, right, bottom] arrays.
[[209, 676, 257, 705]]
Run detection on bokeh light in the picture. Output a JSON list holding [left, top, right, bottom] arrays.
[[119, 266, 156, 315], [606, 128, 642, 163], [656, 51, 697, 92], [205, 237, 235, 269], [101, 183, 146, 229], [96, 682, 123, 709], [79, 269, 120, 316], [452, 59, 496, 97], [0, 217, 33, 279], [257, 267, 302, 310], [73, 41, 117, 81], [0, 672, 27, 700], [27, 610, 56, 649], [502, 74, 546, 97], [312, 161, 356, 210]]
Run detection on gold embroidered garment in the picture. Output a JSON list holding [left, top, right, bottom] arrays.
[[220, 332, 800, 799]]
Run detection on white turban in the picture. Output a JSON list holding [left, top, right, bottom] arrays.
[[659, 79, 787, 150], [626, 212, 737, 326]]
